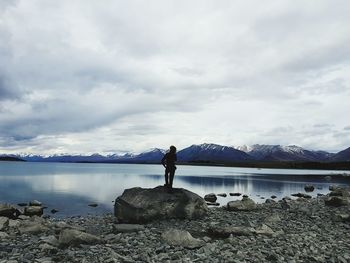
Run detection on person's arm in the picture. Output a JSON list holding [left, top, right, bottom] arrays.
[[161, 154, 167, 168]]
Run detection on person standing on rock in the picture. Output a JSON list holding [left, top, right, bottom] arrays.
[[161, 145, 177, 188]]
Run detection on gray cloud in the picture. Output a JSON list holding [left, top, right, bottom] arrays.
[[0, 0, 350, 154]]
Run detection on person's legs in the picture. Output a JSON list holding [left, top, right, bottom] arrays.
[[164, 167, 169, 186], [169, 167, 175, 188]]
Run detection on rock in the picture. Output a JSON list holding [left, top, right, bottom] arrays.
[[29, 200, 42, 206], [263, 214, 281, 224], [51, 209, 59, 214], [333, 214, 350, 222], [17, 203, 27, 207], [217, 193, 227, 197], [324, 176, 332, 181], [113, 224, 145, 233], [304, 185, 315, 192], [0, 217, 9, 231], [229, 193, 242, 196], [8, 219, 20, 228], [255, 224, 275, 236], [291, 193, 312, 199], [40, 235, 59, 246], [227, 197, 257, 211], [161, 229, 205, 248], [114, 186, 208, 223], [0, 203, 17, 218], [265, 199, 276, 204], [204, 193, 217, 203], [206, 202, 220, 206], [271, 195, 277, 199], [19, 222, 49, 234], [58, 229, 101, 247], [39, 243, 57, 253], [24, 206, 43, 216], [325, 196, 350, 207], [208, 226, 255, 238], [280, 200, 291, 210], [0, 231, 9, 239], [88, 203, 98, 207], [329, 187, 350, 197]]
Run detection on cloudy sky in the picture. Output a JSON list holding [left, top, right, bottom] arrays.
[[0, 0, 350, 154]]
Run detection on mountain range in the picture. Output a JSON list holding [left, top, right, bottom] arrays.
[[1, 143, 350, 163]]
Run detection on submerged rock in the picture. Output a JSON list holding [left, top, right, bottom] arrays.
[[204, 193, 217, 203], [291, 193, 312, 199], [227, 196, 257, 211], [114, 186, 208, 223], [304, 185, 315, 192], [29, 200, 42, 206]]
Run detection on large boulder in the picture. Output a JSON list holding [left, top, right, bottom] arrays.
[[114, 186, 208, 223], [227, 196, 257, 211]]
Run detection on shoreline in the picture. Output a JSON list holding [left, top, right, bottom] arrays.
[[1, 189, 350, 262]]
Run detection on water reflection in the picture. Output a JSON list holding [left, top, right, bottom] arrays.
[[0, 162, 349, 217]]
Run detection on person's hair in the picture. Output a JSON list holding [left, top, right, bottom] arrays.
[[170, 145, 176, 153]]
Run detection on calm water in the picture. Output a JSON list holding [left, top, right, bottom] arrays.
[[0, 161, 349, 217]]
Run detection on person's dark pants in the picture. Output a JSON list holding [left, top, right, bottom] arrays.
[[164, 166, 176, 188]]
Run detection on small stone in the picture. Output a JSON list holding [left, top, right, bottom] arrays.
[[113, 224, 145, 233], [217, 193, 227, 197], [88, 203, 98, 207], [51, 209, 59, 214]]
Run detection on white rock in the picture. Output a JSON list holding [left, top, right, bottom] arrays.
[[162, 229, 205, 248]]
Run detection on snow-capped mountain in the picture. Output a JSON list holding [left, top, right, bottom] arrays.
[[177, 143, 253, 162], [2, 143, 349, 163], [235, 144, 333, 162]]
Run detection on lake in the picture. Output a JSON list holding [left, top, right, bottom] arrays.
[[0, 161, 349, 217]]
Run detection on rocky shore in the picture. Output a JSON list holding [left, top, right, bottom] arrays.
[[1, 187, 350, 263]]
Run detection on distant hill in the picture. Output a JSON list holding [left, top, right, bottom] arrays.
[[0, 156, 25, 162], [330, 147, 350, 162]]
